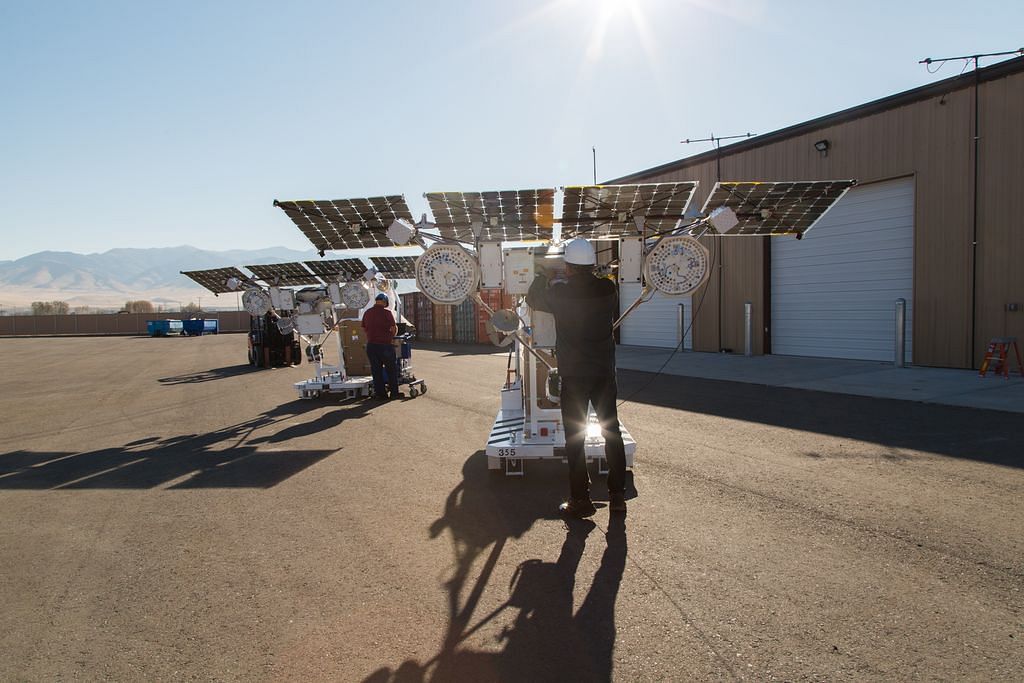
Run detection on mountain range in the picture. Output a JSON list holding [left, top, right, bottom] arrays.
[[0, 246, 321, 310]]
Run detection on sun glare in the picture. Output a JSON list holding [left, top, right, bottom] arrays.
[[586, 0, 650, 61]]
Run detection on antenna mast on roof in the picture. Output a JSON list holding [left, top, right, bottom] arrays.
[[681, 132, 756, 181]]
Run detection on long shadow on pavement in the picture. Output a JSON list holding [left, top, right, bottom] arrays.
[[157, 364, 254, 385], [0, 399, 371, 489], [364, 451, 627, 682], [616, 369, 1024, 469], [416, 342, 508, 358]]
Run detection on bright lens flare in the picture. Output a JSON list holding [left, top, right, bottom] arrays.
[[587, 0, 647, 61]]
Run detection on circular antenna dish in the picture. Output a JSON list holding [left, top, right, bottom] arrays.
[[415, 244, 480, 305], [490, 309, 520, 333], [225, 276, 241, 291], [340, 282, 370, 310], [242, 289, 272, 316], [643, 235, 711, 296], [276, 317, 295, 335]]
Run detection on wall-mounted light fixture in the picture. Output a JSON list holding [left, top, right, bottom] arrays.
[[814, 139, 831, 157]]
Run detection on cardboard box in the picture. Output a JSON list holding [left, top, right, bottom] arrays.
[[340, 321, 370, 373]]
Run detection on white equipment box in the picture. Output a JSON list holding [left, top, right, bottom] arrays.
[[503, 249, 534, 294]]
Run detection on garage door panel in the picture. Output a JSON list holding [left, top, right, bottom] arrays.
[[803, 212, 913, 237], [774, 231, 913, 254], [619, 283, 692, 349], [773, 261, 913, 283], [775, 231, 912, 257], [771, 177, 914, 363], [773, 306, 914, 320], [773, 279, 914, 296]]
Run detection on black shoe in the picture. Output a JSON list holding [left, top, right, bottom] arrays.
[[609, 492, 627, 514], [559, 499, 596, 518]]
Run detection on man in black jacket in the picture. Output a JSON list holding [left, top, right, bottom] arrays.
[[526, 238, 627, 517]]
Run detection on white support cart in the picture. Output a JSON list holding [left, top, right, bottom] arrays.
[[293, 280, 425, 400], [484, 369, 637, 476]]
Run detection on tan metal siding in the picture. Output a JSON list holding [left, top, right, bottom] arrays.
[[627, 68, 1024, 368], [691, 235, 720, 352], [976, 73, 1024, 363], [721, 236, 767, 355]]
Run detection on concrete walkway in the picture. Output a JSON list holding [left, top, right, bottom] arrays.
[[616, 346, 1024, 414]]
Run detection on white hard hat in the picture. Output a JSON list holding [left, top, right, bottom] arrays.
[[563, 238, 596, 266]]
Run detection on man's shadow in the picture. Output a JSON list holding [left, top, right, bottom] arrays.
[[365, 452, 628, 682]]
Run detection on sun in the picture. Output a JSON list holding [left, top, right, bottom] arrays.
[[586, 0, 650, 61]]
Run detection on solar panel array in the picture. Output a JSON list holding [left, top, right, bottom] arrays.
[[180, 267, 252, 294], [425, 189, 555, 242], [245, 262, 322, 286], [274, 196, 414, 252], [369, 255, 418, 278], [560, 183, 699, 238], [700, 180, 857, 236], [303, 258, 368, 282]]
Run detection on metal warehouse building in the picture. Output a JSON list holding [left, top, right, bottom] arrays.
[[613, 56, 1024, 370]]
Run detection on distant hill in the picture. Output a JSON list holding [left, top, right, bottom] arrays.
[[0, 245, 424, 311], [0, 245, 319, 310]]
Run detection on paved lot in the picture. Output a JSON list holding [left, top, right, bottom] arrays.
[[1, 335, 1022, 681]]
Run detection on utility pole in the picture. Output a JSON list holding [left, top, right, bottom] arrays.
[[592, 146, 597, 184]]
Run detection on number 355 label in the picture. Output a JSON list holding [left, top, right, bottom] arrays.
[[497, 448, 517, 458]]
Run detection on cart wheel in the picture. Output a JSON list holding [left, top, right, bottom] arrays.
[[409, 386, 419, 398], [420, 382, 427, 394]]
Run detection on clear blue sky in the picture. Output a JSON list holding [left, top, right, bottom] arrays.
[[1, 0, 1021, 260]]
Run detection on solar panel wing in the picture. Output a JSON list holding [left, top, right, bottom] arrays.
[[425, 189, 555, 242], [700, 180, 857, 236], [303, 258, 368, 282], [560, 183, 698, 238], [274, 196, 414, 252], [369, 256, 418, 278], [245, 262, 321, 286], [180, 267, 252, 294]]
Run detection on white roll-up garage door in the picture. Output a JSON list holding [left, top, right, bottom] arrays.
[[618, 283, 692, 349], [771, 177, 914, 362]]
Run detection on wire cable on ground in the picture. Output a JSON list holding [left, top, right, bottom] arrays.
[[616, 234, 719, 408]]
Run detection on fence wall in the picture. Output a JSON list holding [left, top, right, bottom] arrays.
[[0, 312, 251, 337]]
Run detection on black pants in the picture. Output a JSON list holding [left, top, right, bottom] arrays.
[[560, 375, 626, 501], [366, 343, 399, 398]]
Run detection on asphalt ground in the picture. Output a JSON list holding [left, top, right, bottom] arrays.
[[1, 335, 1022, 681]]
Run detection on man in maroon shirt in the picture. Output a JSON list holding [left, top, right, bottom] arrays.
[[362, 293, 400, 400]]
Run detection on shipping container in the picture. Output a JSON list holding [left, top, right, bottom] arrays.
[[397, 293, 418, 336], [453, 298, 477, 343], [415, 293, 433, 341], [432, 302, 453, 342], [398, 293, 417, 325]]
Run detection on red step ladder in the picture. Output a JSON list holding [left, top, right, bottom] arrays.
[[979, 337, 1024, 378]]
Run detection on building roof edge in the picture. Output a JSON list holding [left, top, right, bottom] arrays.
[[608, 55, 1024, 183]]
